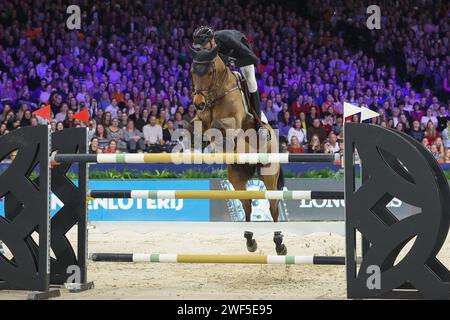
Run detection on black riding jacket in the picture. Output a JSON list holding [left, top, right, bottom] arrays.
[[214, 30, 259, 68]]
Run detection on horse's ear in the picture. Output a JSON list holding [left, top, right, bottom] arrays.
[[188, 46, 198, 59]]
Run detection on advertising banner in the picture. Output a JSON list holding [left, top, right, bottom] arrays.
[[86, 180, 211, 221], [211, 179, 418, 221], [0, 178, 421, 222]]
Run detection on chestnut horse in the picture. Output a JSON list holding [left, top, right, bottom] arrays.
[[189, 46, 284, 224]]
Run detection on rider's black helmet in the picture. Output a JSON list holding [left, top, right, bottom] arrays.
[[193, 26, 215, 49]]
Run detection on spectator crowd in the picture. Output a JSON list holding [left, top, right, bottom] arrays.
[[0, 0, 449, 161]]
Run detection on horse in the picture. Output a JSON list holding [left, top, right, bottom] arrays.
[[188, 46, 284, 228]]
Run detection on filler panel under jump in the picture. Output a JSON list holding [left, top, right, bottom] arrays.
[[0, 123, 449, 299]]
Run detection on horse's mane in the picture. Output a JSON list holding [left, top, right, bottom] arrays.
[[214, 54, 229, 74]]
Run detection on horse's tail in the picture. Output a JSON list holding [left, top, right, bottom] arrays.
[[277, 166, 285, 190]]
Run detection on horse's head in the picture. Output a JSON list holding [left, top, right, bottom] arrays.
[[189, 46, 226, 111]]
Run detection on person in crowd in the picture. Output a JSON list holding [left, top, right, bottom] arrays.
[[30, 116, 39, 126], [321, 112, 334, 136], [56, 121, 65, 131], [87, 120, 96, 141], [104, 139, 119, 154], [308, 134, 323, 153], [102, 112, 113, 128], [395, 122, 406, 133], [441, 119, 450, 149], [436, 106, 448, 132], [277, 110, 292, 142], [264, 99, 278, 127], [183, 104, 197, 123], [20, 110, 33, 127], [173, 111, 189, 130], [410, 103, 424, 123], [143, 115, 164, 151], [89, 137, 103, 154], [105, 98, 120, 119], [123, 120, 146, 153], [434, 137, 445, 159], [99, 91, 111, 110], [50, 121, 57, 132], [399, 114, 411, 132], [55, 104, 69, 122], [420, 108, 438, 128], [305, 106, 319, 127], [298, 112, 308, 131], [157, 109, 169, 129], [136, 109, 150, 132], [409, 120, 425, 142], [93, 123, 109, 150], [332, 116, 343, 136], [163, 119, 176, 144], [0, 104, 13, 123], [323, 133, 340, 154], [0, 123, 8, 136], [291, 95, 304, 119], [443, 149, 450, 164], [287, 119, 307, 148], [107, 118, 127, 151], [63, 110, 76, 128], [307, 118, 327, 144], [430, 144, 442, 161], [424, 121, 440, 145], [119, 112, 129, 129], [422, 137, 431, 150], [287, 136, 304, 153]]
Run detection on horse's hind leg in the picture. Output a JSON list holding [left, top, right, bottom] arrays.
[[228, 165, 257, 253], [261, 165, 287, 255], [227, 165, 253, 222], [260, 164, 281, 222]]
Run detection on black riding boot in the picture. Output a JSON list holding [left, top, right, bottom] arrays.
[[250, 91, 262, 131]]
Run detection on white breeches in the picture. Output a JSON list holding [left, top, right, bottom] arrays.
[[240, 64, 258, 93]]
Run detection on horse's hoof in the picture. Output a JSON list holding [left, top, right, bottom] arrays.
[[247, 239, 258, 253], [273, 231, 286, 255], [244, 231, 257, 252], [273, 232, 283, 245], [276, 244, 287, 256]]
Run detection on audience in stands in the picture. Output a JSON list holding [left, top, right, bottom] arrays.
[[0, 0, 448, 161]]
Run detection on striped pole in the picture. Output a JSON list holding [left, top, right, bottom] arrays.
[[87, 190, 344, 200], [53, 153, 341, 164], [90, 253, 348, 265]]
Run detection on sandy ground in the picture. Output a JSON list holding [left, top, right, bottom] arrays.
[[2, 222, 450, 300]]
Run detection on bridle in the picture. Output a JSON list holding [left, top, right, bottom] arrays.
[[191, 56, 240, 111]]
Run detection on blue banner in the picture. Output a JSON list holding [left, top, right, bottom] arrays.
[[85, 180, 210, 221]]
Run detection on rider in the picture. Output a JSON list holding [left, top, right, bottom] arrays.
[[192, 26, 264, 131]]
